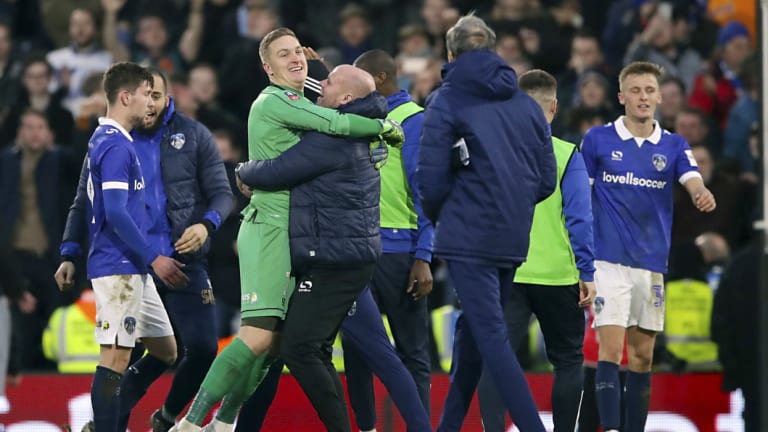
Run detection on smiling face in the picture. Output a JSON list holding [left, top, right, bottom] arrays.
[[618, 73, 661, 122], [262, 35, 307, 91]]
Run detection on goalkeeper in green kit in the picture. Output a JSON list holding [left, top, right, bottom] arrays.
[[172, 27, 403, 432]]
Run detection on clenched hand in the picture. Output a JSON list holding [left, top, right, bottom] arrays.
[[54, 261, 76, 291], [407, 259, 433, 301]]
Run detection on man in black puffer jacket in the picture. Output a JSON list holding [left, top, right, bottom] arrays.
[[236, 64, 383, 432]]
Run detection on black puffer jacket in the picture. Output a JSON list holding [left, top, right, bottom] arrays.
[[237, 93, 384, 274]]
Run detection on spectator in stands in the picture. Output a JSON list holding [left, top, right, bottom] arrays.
[[0, 20, 22, 124], [601, 0, 646, 71], [674, 106, 715, 155], [218, 3, 279, 120], [723, 54, 758, 184], [558, 106, 607, 145], [40, 0, 101, 49], [0, 109, 76, 370], [688, 20, 752, 130], [661, 233, 728, 372], [187, 63, 242, 141], [102, 0, 205, 74], [42, 288, 100, 373], [409, 58, 443, 106], [335, 4, 373, 65], [557, 30, 615, 113], [0, 55, 73, 149], [672, 146, 752, 250], [70, 72, 107, 158], [623, 4, 702, 93], [396, 24, 434, 91], [0, 245, 35, 414], [494, 31, 525, 67], [46, 7, 112, 116], [571, 71, 619, 122], [657, 76, 685, 132], [421, 0, 459, 58]]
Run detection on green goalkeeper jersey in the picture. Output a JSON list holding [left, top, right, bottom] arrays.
[[243, 84, 383, 228]]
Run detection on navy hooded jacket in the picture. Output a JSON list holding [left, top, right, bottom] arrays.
[[417, 49, 557, 266], [61, 99, 233, 264], [237, 93, 385, 274]]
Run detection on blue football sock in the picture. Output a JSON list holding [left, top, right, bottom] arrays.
[[624, 371, 651, 432], [116, 355, 169, 431], [595, 361, 621, 430], [92, 366, 123, 432]]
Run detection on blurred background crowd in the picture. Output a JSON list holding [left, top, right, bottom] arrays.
[[0, 0, 759, 382]]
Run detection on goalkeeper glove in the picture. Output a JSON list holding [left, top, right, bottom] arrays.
[[369, 139, 389, 170], [378, 119, 404, 148]]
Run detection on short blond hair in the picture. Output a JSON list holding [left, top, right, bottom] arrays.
[[259, 27, 298, 64], [618, 61, 664, 90]]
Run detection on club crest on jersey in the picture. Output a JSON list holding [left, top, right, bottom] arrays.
[[284, 91, 300, 101], [652, 153, 667, 171], [170, 133, 186, 149]]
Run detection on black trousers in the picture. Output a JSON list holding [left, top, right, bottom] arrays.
[[280, 264, 376, 432]]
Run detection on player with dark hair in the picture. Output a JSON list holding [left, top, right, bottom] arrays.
[[56, 64, 234, 431], [83, 62, 183, 431]]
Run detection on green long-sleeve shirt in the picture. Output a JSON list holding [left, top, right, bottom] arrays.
[[243, 85, 382, 229]]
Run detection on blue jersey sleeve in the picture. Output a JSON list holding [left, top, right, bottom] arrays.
[[401, 113, 434, 263], [561, 151, 596, 281], [99, 146, 158, 266], [580, 129, 598, 180], [674, 137, 700, 182]]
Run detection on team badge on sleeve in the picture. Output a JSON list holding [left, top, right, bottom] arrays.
[[284, 91, 300, 101], [652, 154, 667, 171], [170, 133, 186, 149]]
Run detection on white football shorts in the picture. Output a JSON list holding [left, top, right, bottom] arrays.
[[92, 274, 173, 347], [592, 260, 665, 332]]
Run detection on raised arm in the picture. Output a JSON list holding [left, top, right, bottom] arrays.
[[264, 92, 404, 146], [178, 0, 205, 64]]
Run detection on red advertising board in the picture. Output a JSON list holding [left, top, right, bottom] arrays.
[[0, 373, 745, 432]]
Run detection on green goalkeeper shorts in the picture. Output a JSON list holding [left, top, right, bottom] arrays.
[[237, 221, 294, 320]]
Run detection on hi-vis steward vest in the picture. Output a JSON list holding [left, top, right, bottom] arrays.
[[664, 279, 718, 367], [42, 291, 100, 373], [515, 136, 580, 285], [379, 101, 424, 229]]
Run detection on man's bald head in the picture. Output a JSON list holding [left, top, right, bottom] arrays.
[[317, 64, 375, 108], [354, 49, 398, 89]]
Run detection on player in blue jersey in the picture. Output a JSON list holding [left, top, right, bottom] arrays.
[[57, 67, 233, 432], [85, 62, 187, 431], [581, 61, 716, 432]]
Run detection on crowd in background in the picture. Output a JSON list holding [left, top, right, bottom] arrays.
[[0, 0, 759, 378]]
